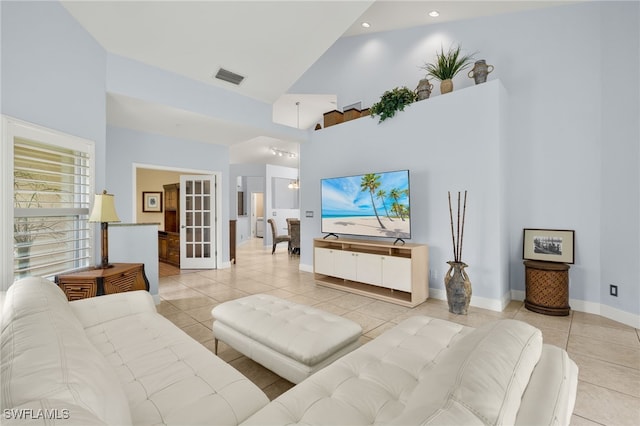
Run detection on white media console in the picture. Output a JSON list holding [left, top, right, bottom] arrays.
[[313, 237, 429, 307]]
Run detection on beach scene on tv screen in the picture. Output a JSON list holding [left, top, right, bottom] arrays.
[[321, 170, 410, 238]]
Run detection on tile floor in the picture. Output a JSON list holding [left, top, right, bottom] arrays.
[[157, 238, 639, 425]]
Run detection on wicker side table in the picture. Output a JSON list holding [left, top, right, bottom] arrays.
[[524, 260, 570, 316]]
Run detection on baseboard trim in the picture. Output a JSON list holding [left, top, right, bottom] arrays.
[[510, 289, 639, 328], [299, 269, 640, 328], [428, 288, 508, 312], [570, 299, 640, 329]]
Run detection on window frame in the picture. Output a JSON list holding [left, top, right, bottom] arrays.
[[1, 116, 95, 289]]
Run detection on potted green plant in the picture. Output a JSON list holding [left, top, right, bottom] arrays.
[[369, 86, 417, 123], [421, 45, 475, 94]]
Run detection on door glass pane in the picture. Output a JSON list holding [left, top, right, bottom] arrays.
[[180, 175, 215, 266]]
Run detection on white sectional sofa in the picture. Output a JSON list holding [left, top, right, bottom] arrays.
[[1, 277, 578, 425], [0, 277, 268, 425]]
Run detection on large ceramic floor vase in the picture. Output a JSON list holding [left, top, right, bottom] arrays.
[[444, 261, 472, 314]]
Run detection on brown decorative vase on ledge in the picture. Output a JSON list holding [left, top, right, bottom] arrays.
[[445, 261, 472, 315], [440, 79, 454, 94]]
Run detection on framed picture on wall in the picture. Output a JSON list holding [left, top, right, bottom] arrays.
[[143, 192, 163, 213], [523, 228, 575, 264]]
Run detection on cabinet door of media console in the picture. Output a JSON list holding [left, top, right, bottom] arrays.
[[355, 252, 383, 286], [334, 251, 357, 281], [314, 248, 335, 276], [382, 256, 411, 292]]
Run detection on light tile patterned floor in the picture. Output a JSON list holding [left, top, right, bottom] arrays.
[[158, 239, 640, 425]]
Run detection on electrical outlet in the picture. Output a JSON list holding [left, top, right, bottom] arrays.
[[609, 284, 618, 297]]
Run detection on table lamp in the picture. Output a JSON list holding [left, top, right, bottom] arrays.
[[89, 190, 121, 268]]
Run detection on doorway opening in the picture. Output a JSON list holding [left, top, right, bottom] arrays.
[[133, 163, 222, 271]]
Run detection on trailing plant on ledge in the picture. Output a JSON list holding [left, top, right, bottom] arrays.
[[369, 86, 417, 123]]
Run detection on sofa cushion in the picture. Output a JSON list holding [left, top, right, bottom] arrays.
[[393, 319, 543, 425], [78, 291, 269, 425], [242, 316, 473, 425], [0, 277, 132, 426], [515, 344, 579, 426]]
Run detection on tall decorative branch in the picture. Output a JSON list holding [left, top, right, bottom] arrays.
[[448, 192, 457, 262], [459, 191, 468, 261], [456, 192, 461, 262], [448, 191, 468, 263]]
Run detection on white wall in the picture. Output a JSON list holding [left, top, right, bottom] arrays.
[[1, 3, 107, 191], [110, 224, 160, 301], [301, 81, 508, 310], [292, 1, 639, 324], [106, 126, 231, 262], [598, 2, 640, 324], [1, 1, 108, 268]]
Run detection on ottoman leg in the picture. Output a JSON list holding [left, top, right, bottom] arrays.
[[214, 338, 218, 355]]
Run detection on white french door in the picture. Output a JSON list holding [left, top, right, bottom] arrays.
[[180, 175, 217, 269]]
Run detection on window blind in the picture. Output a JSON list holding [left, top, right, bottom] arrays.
[[13, 137, 92, 279]]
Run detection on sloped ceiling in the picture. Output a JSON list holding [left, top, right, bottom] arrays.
[[62, 0, 577, 164]]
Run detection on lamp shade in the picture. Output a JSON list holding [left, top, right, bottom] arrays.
[[89, 190, 120, 223]]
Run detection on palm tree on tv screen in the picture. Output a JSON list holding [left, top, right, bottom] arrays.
[[376, 189, 393, 222], [389, 188, 407, 221], [360, 173, 386, 229]]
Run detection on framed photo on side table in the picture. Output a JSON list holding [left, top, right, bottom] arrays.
[[523, 228, 575, 264], [142, 192, 163, 213]]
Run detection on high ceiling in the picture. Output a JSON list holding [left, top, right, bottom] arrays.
[[62, 0, 576, 165]]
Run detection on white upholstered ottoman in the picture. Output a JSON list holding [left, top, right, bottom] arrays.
[[211, 294, 362, 384]]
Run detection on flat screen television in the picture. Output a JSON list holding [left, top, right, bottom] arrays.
[[321, 170, 411, 240]]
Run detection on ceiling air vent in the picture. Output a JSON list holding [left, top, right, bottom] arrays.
[[214, 68, 245, 85]]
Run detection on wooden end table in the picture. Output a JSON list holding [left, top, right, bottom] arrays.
[[524, 260, 570, 316], [55, 263, 149, 301]]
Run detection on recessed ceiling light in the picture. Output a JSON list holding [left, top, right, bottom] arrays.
[[428, 10, 440, 18], [361, 22, 371, 28]]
